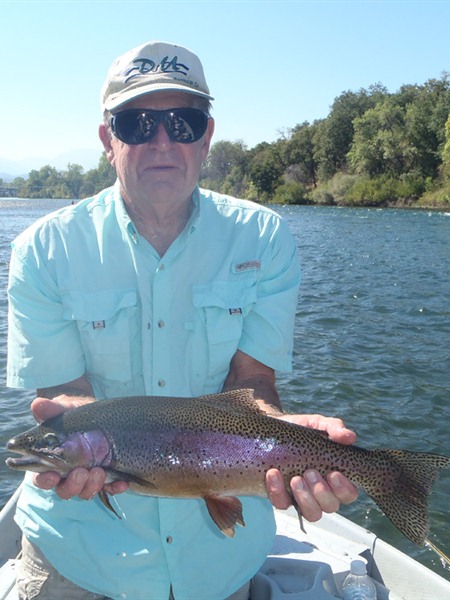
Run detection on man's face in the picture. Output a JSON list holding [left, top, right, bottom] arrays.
[[100, 91, 214, 208]]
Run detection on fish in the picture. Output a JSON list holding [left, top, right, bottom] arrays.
[[6, 388, 450, 546]]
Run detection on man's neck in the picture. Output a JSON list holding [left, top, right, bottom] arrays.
[[124, 195, 194, 256]]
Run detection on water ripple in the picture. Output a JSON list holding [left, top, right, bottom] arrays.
[[1, 201, 449, 579]]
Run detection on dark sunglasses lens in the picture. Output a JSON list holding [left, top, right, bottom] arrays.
[[111, 108, 208, 145], [112, 111, 158, 145], [165, 109, 208, 143]]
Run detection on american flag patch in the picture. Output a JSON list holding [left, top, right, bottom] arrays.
[[234, 260, 261, 273], [229, 308, 243, 315]]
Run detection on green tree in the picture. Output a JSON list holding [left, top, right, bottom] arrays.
[[348, 99, 416, 177], [80, 153, 116, 197], [248, 142, 285, 199], [21, 165, 60, 198], [63, 164, 85, 198], [202, 140, 246, 183], [442, 113, 450, 178], [200, 140, 248, 196], [404, 74, 450, 178], [282, 121, 319, 187], [12, 177, 26, 196], [314, 85, 387, 180], [10, 72, 450, 206]]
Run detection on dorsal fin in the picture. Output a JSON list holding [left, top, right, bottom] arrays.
[[197, 389, 266, 415]]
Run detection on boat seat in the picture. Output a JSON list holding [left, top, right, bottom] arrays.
[[252, 557, 340, 599]]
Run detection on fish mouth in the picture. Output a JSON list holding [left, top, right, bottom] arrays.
[[5, 447, 69, 473], [6, 455, 55, 471]]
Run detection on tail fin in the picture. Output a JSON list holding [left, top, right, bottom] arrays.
[[364, 449, 450, 546]]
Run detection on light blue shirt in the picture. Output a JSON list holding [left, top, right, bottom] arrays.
[[7, 183, 301, 600]]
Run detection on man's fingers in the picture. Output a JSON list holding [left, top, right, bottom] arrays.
[[265, 467, 359, 519], [104, 481, 130, 496], [31, 395, 95, 423], [31, 397, 66, 422], [290, 475, 324, 522], [55, 468, 91, 500], [290, 470, 359, 522], [291, 471, 340, 521], [33, 471, 61, 490], [76, 467, 107, 500], [52, 467, 105, 500], [326, 471, 359, 504], [265, 468, 291, 510], [33, 466, 129, 501]]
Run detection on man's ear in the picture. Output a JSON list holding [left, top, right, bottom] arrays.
[[99, 124, 115, 165]]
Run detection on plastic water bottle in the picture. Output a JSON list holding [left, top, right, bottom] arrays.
[[342, 560, 377, 599]]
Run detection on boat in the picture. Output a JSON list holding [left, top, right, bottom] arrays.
[[1, 485, 450, 599]]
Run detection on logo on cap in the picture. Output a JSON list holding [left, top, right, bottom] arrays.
[[125, 55, 189, 83]]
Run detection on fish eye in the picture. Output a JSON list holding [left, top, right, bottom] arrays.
[[44, 432, 61, 449]]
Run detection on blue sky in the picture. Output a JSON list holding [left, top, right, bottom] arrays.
[[1, 0, 450, 168]]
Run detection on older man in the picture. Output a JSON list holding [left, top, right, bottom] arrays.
[[7, 40, 357, 600]]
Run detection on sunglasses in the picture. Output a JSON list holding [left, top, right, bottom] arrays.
[[110, 107, 209, 145]]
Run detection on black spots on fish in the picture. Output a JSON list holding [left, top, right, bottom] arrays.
[[355, 448, 450, 546], [36, 391, 450, 546]]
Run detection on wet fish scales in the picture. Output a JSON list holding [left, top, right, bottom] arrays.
[[6, 389, 450, 545]]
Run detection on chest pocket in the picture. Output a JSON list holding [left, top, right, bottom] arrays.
[[192, 281, 257, 382], [62, 290, 138, 386]]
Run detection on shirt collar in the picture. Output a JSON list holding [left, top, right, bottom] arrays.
[[113, 180, 201, 246]]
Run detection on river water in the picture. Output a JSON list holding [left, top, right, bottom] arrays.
[[0, 198, 449, 580]]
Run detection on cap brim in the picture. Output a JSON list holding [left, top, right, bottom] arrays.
[[104, 84, 214, 112]]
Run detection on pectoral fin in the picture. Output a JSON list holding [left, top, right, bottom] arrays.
[[98, 489, 122, 518], [204, 495, 245, 537], [106, 468, 158, 494], [97, 470, 159, 518]]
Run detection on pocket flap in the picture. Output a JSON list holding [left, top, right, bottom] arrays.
[[62, 290, 137, 321], [192, 281, 257, 309]]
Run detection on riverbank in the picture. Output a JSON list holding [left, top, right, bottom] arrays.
[[272, 173, 450, 210], [270, 194, 450, 210]]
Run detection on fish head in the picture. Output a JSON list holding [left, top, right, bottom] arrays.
[[6, 416, 112, 475]]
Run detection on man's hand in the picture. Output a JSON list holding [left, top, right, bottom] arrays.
[[31, 395, 129, 500], [265, 414, 358, 521]]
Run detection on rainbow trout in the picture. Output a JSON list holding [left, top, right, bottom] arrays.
[[6, 389, 450, 545]]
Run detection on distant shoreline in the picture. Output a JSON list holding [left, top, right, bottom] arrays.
[[1, 194, 450, 213]]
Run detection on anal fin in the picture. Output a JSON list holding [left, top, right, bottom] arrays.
[[204, 495, 245, 538], [291, 495, 307, 534]]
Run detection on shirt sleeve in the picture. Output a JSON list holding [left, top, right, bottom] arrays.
[[7, 239, 86, 389], [238, 217, 301, 372]]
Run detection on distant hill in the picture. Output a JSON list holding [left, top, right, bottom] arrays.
[[0, 148, 102, 180]]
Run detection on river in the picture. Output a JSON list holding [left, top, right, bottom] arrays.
[[0, 198, 449, 580]]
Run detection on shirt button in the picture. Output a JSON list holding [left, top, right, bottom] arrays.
[[158, 379, 166, 387], [166, 536, 173, 544], [158, 320, 165, 328]]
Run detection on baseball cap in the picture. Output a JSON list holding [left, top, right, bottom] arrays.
[[101, 40, 213, 111]]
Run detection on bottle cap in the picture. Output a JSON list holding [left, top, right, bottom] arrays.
[[350, 560, 368, 575]]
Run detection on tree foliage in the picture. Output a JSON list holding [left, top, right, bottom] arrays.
[[11, 154, 116, 199], [198, 73, 450, 207], [443, 113, 450, 179], [6, 73, 450, 207]]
